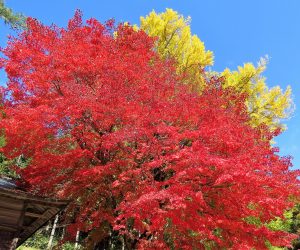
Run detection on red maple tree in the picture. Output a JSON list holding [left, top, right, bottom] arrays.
[[0, 12, 299, 249]]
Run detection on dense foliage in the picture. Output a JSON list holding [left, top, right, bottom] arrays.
[[140, 9, 293, 131], [0, 11, 299, 249]]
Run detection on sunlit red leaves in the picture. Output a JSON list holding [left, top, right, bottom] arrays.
[[0, 11, 299, 249]]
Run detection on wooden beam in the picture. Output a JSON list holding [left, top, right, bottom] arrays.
[[0, 223, 22, 232], [0, 189, 69, 207], [18, 208, 59, 246], [25, 212, 47, 219]]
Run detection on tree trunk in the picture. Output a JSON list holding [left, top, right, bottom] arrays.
[[75, 230, 80, 249], [47, 214, 59, 249]]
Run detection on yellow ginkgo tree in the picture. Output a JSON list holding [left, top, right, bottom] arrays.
[[140, 9, 293, 131], [222, 58, 292, 131], [140, 9, 213, 92]]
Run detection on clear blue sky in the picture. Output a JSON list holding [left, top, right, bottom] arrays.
[[1, 0, 299, 169]]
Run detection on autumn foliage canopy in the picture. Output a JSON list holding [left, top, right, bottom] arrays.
[[0, 12, 299, 249]]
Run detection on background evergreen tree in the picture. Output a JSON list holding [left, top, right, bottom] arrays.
[[0, 0, 26, 29]]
